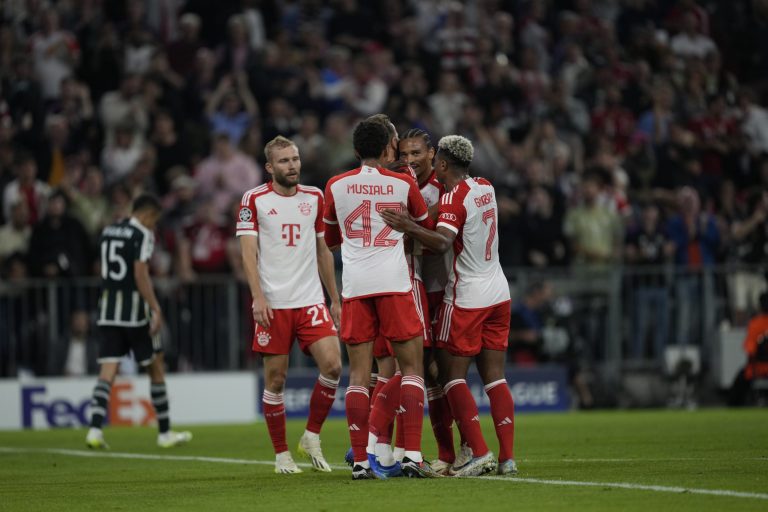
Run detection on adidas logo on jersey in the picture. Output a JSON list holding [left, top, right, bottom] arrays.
[[349, 424, 361, 431], [267, 208, 278, 215], [497, 417, 513, 427], [395, 406, 406, 415], [471, 415, 480, 422]]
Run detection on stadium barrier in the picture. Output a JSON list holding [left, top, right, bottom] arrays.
[[0, 265, 764, 389], [0, 372, 258, 430]]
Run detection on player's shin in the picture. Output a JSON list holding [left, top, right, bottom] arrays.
[[445, 379, 489, 457], [427, 386, 456, 463], [150, 382, 170, 433], [263, 390, 288, 454], [400, 375, 426, 463], [306, 374, 339, 434], [485, 379, 515, 461], [89, 379, 111, 429], [345, 386, 370, 464]]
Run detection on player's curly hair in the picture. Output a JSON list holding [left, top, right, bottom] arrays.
[[399, 128, 432, 148], [437, 135, 473, 168], [264, 135, 297, 162], [353, 119, 390, 160]]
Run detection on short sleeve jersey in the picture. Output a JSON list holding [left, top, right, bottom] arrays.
[[97, 217, 154, 326], [437, 177, 510, 309], [324, 165, 429, 299], [236, 182, 325, 309]]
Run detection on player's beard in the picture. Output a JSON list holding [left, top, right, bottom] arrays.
[[274, 172, 299, 188]]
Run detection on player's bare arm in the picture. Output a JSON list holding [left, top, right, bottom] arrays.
[[380, 208, 455, 254], [134, 259, 163, 335], [239, 235, 273, 328], [316, 236, 341, 328]]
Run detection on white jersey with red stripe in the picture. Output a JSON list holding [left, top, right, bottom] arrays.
[[436, 177, 510, 309], [324, 165, 429, 299], [235, 182, 326, 309]]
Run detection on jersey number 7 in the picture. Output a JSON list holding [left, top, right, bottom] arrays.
[[482, 208, 496, 261], [344, 200, 403, 247]]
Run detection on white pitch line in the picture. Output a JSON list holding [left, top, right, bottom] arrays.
[[1, 447, 767, 501]]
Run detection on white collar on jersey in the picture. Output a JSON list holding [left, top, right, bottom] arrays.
[[361, 165, 379, 174]]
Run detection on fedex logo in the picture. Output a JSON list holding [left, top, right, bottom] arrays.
[[21, 381, 156, 429], [474, 193, 493, 207]]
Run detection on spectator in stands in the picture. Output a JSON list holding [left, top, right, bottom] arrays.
[[217, 14, 258, 75], [206, 72, 258, 145], [521, 186, 568, 268], [340, 54, 388, 117], [2, 153, 49, 226], [194, 132, 261, 218], [563, 169, 622, 268], [625, 203, 675, 359], [51, 310, 98, 377], [167, 12, 203, 79], [27, 190, 92, 278], [0, 200, 31, 264], [667, 187, 720, 347], [729, 190, 768, 325], [509, 281, 553, 366], [65, 166, 110, 243], [151, 110, 191, 196], [99, 72, 147, 143], [591, 85, 636, 155], [101, 122, 145, 185], [29, 8, 80, 101], [36, 114, 75, 187], [292, 112, 327, 187], [429, 72, 468, 136], [176, 198, 232, 279], [670, 12, 717, 61], [739, 88, 768, 159], [636, 81, 676, 146]]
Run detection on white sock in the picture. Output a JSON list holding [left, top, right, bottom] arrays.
[[375, 443, 395, 466], [303, 430, 320, 441], [366, 432, 377, 455], [393, 447, 405, 463], [404, 450, 422, 463]]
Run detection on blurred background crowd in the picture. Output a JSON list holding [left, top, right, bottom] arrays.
[[1, 0, 767, 389]]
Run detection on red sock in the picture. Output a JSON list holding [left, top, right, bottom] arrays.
[[263, 390, 287, 454], [445, 379, 488, 457], [345, 386, 370, 463], [395, 411, 404, 449], [427, 387, 455, 463], [369, 373, 401, 437], [306, 374, 339, 434], [485, 379, 515, 461], [400, 375, 425, 452], [369, 376, 387, 412]]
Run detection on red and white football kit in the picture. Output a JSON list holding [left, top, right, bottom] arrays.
[[236, 182, 336, 355], [434, 177, 511, 357], [324, 165, 431, 344]]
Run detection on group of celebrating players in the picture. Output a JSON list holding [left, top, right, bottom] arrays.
[[236, 114, 517, 479], [83, 111, 516, 480]]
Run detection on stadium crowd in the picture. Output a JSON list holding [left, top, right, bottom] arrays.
[[0, 0, 767, 360]]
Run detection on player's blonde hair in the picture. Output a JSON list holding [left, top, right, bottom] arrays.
[[264, 135, 297, 162], [437, 135, 474, 168]]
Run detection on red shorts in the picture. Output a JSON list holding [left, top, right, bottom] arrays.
[[373, 335, 393, 358], [252, 303, 337, 355], [435, 301, 511, 357], [341, 292, 423, 345], [426, 290, 444, 326]]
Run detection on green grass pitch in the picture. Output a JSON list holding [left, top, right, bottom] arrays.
[[1, 409, 767, 511]]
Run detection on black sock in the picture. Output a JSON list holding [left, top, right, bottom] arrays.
[[89, 379, 111, 429], [151, 382, 170, 433]]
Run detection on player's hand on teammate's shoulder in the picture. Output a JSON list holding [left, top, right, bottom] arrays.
[[252, 295, 274, 328]]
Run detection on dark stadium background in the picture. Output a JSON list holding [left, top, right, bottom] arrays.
[[0, 0, 767, 411]]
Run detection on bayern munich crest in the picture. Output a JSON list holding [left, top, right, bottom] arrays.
[[239, 207, 253, 222], [257, 332, 271, 347], [298, 202, 312, 216]]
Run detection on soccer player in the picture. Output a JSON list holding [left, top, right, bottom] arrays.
[[324, 119, 438, 479], [85, 194, 192, 449], [381, 135, 518, 477], [366, 128, 460, 473], [238, 136, 342, 474]]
